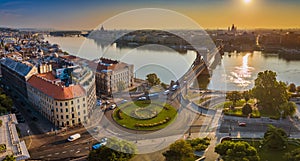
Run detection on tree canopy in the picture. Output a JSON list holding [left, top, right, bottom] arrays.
[[263, 125, 288, 150], [284, 148, 300, 161], [2, 155, 16, 161], [215, 141, 260, 161], [288, 83, 297, 93], [226, 91, 242, 106], [146, 73, 161, 86], [242, 103, 253, 116], [252, 70, 289, 115], [163, 140, 195, 161], [88, 138, 136, 161]]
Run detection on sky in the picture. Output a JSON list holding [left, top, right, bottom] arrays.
[[1, 0, 300, 30]]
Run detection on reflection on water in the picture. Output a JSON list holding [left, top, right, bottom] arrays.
[[44, 36, 300, 91], [228, 53, 254, 88]]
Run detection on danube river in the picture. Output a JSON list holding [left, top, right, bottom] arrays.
[[45, 36, 300, 91]]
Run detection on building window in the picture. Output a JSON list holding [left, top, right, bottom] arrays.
[[72, 114, 75, 118], [72, 120, 75, 124], [78, 112, 80, 116], [56, 115, 58, 119], [83, 104, 85, 107], [56, 108, 58, 112], [61, 115, 63, 119], [83, 98, 85, 101], [83, 110, 86, 114], [60, 102, 62, 106], [56, 102, 58, 106], [66, 108, 68, 112], [65, 102, 68, 106], [66, 115, 69, 119], [78, 105, 80, 109], [71, 107, 74, 112], [71, 101, 73, 105], [77, 99, 79, 103], [60, 109, 63, 113]]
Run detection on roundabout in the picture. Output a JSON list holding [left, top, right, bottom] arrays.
[[112, 101, 177, 131]]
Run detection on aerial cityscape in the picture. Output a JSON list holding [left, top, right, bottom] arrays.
[[1, 0, 300, 161]]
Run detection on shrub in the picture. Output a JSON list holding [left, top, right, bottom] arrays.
[[0, 144, 6, 153], [242, 103, 253, 116], [0, 120, 2, 127], [116, 108, 123, 120]]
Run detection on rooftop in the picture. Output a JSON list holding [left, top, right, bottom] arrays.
[[27, 73, 86, 100], [0, 58, 33, 77]]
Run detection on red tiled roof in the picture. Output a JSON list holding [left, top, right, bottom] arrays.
[[27, 75, 86, 100], [37, 72, 56, 80]]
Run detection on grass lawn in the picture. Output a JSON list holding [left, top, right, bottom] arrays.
[[113, 101, 177, 131]]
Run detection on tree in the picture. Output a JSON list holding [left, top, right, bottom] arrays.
[[297, 86, 300, 93], [279, 102, 296, 117], [116, 81, 126, 93], [289, 83, 297, 93], [226, 91, 242, 107], [243, 91, 252, 102], [163, 140, 195, 161], [263, 125, 288, 150], [215, 141, 260, 161], [88, 138, 136, 161], [284, 148, 300, 161], [2, 155, 16, 161], [242, 103, 253, 116], [146, 73, 161, 86], [252, 70, 289, 115]]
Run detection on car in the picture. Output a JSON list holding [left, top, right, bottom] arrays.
[[109, 104, 116, 110], [121, 99, 128, 104], [171, 85, 179, 91], [96, 100, 102, 106], [67, 133, 81, 142], [238, 122, 246, 127], [92, 137, 108, 150], [163, 90, 170, 95], [93, 127, 99, 133], [138, 96, 147, 101]]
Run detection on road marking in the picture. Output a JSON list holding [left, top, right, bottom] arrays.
[[85, 147, 89, 149], [55, 152, 59, 155], [77, 148, 81, 150], [47, 154, 52, 157], [40, 156, 44, 158], [76, 150, 80, 153], [62, 151, 67, 154], [70, 149, 74, 152]]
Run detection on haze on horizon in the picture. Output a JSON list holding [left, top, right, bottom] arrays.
[[1, 0, 300, 30]]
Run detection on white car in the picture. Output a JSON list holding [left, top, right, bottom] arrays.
[[138, 97, 147, 101], [163, 90, 170, 95], [109, 104, 116, 110], [67, 133, 81, 142]]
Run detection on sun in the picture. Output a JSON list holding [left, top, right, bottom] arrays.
[[244, 0, 251, 4]]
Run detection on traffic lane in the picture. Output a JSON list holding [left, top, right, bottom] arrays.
[[219, 119, 299, 134], [30, 133, 97, 160]]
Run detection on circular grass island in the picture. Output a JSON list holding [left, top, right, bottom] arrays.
[[112, 101, 177, 131]]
